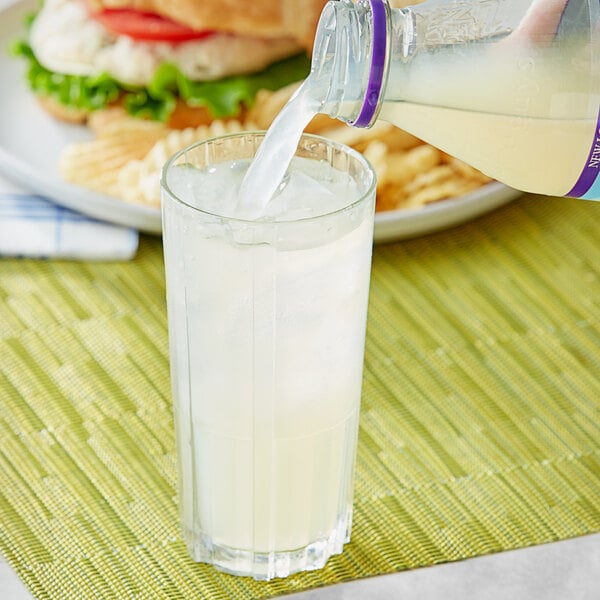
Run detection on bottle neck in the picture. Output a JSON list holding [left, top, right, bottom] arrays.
[[310, 0, 393, 128]]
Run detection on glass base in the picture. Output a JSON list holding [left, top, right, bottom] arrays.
[[183, 513, 352, 581]]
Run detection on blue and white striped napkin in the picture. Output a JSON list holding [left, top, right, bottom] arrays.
[[0, 178, 139, 261]]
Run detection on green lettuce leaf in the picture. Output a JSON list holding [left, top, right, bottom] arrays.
[[11, 40, 310, 121]]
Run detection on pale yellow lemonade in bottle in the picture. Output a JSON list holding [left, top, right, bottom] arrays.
[[310, 0, 600, 200]]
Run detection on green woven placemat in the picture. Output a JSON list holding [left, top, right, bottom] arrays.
[[1, 194, 599, 599]]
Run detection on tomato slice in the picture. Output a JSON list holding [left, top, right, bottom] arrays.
[[90, 8, 216, 43]]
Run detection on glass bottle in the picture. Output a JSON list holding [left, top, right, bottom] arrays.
[[310, 0, 600, 199]]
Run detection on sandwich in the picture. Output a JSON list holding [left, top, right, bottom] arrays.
[[14, 0, 493, 215], [14, 0, 328, 127]]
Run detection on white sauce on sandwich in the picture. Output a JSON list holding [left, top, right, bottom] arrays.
[[30, 0, 302, 86]]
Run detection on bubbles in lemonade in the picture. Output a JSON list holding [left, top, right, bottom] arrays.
[[164, 137, 374, 578]]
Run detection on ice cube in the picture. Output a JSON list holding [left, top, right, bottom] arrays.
[[262, 167, 343, 220], [168, 163, 243, 218]]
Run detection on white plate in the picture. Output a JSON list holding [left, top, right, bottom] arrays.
[[373, 181, 520, 242], [0, 0, 521, 241]]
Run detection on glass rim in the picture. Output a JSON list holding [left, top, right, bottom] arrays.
[[160, 130, 377, 225]]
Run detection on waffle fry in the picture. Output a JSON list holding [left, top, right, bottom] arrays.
[[405, 177, 483, 208], [362, 140, 390, 186], [446, 156, 494, 184], [57, 87, 493, 215], [368, 141, 492, 212], [321, 121, 421, 154], [86, 107, 170, 141], [248, 85, 297, 129], [59, 107, 171, 196], [118, 119, 256, 206], [59, 136, 161, 196], [248, 83, 337, 134], [404, 165, 456, 195], [376, 183, 408, 212]]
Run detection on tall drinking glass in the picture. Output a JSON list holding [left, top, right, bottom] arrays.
[[160, 132, 376, 580]]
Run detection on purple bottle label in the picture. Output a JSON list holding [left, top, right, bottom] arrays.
[[567, 107, 600, 200], [351, 0, 388, 128]]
